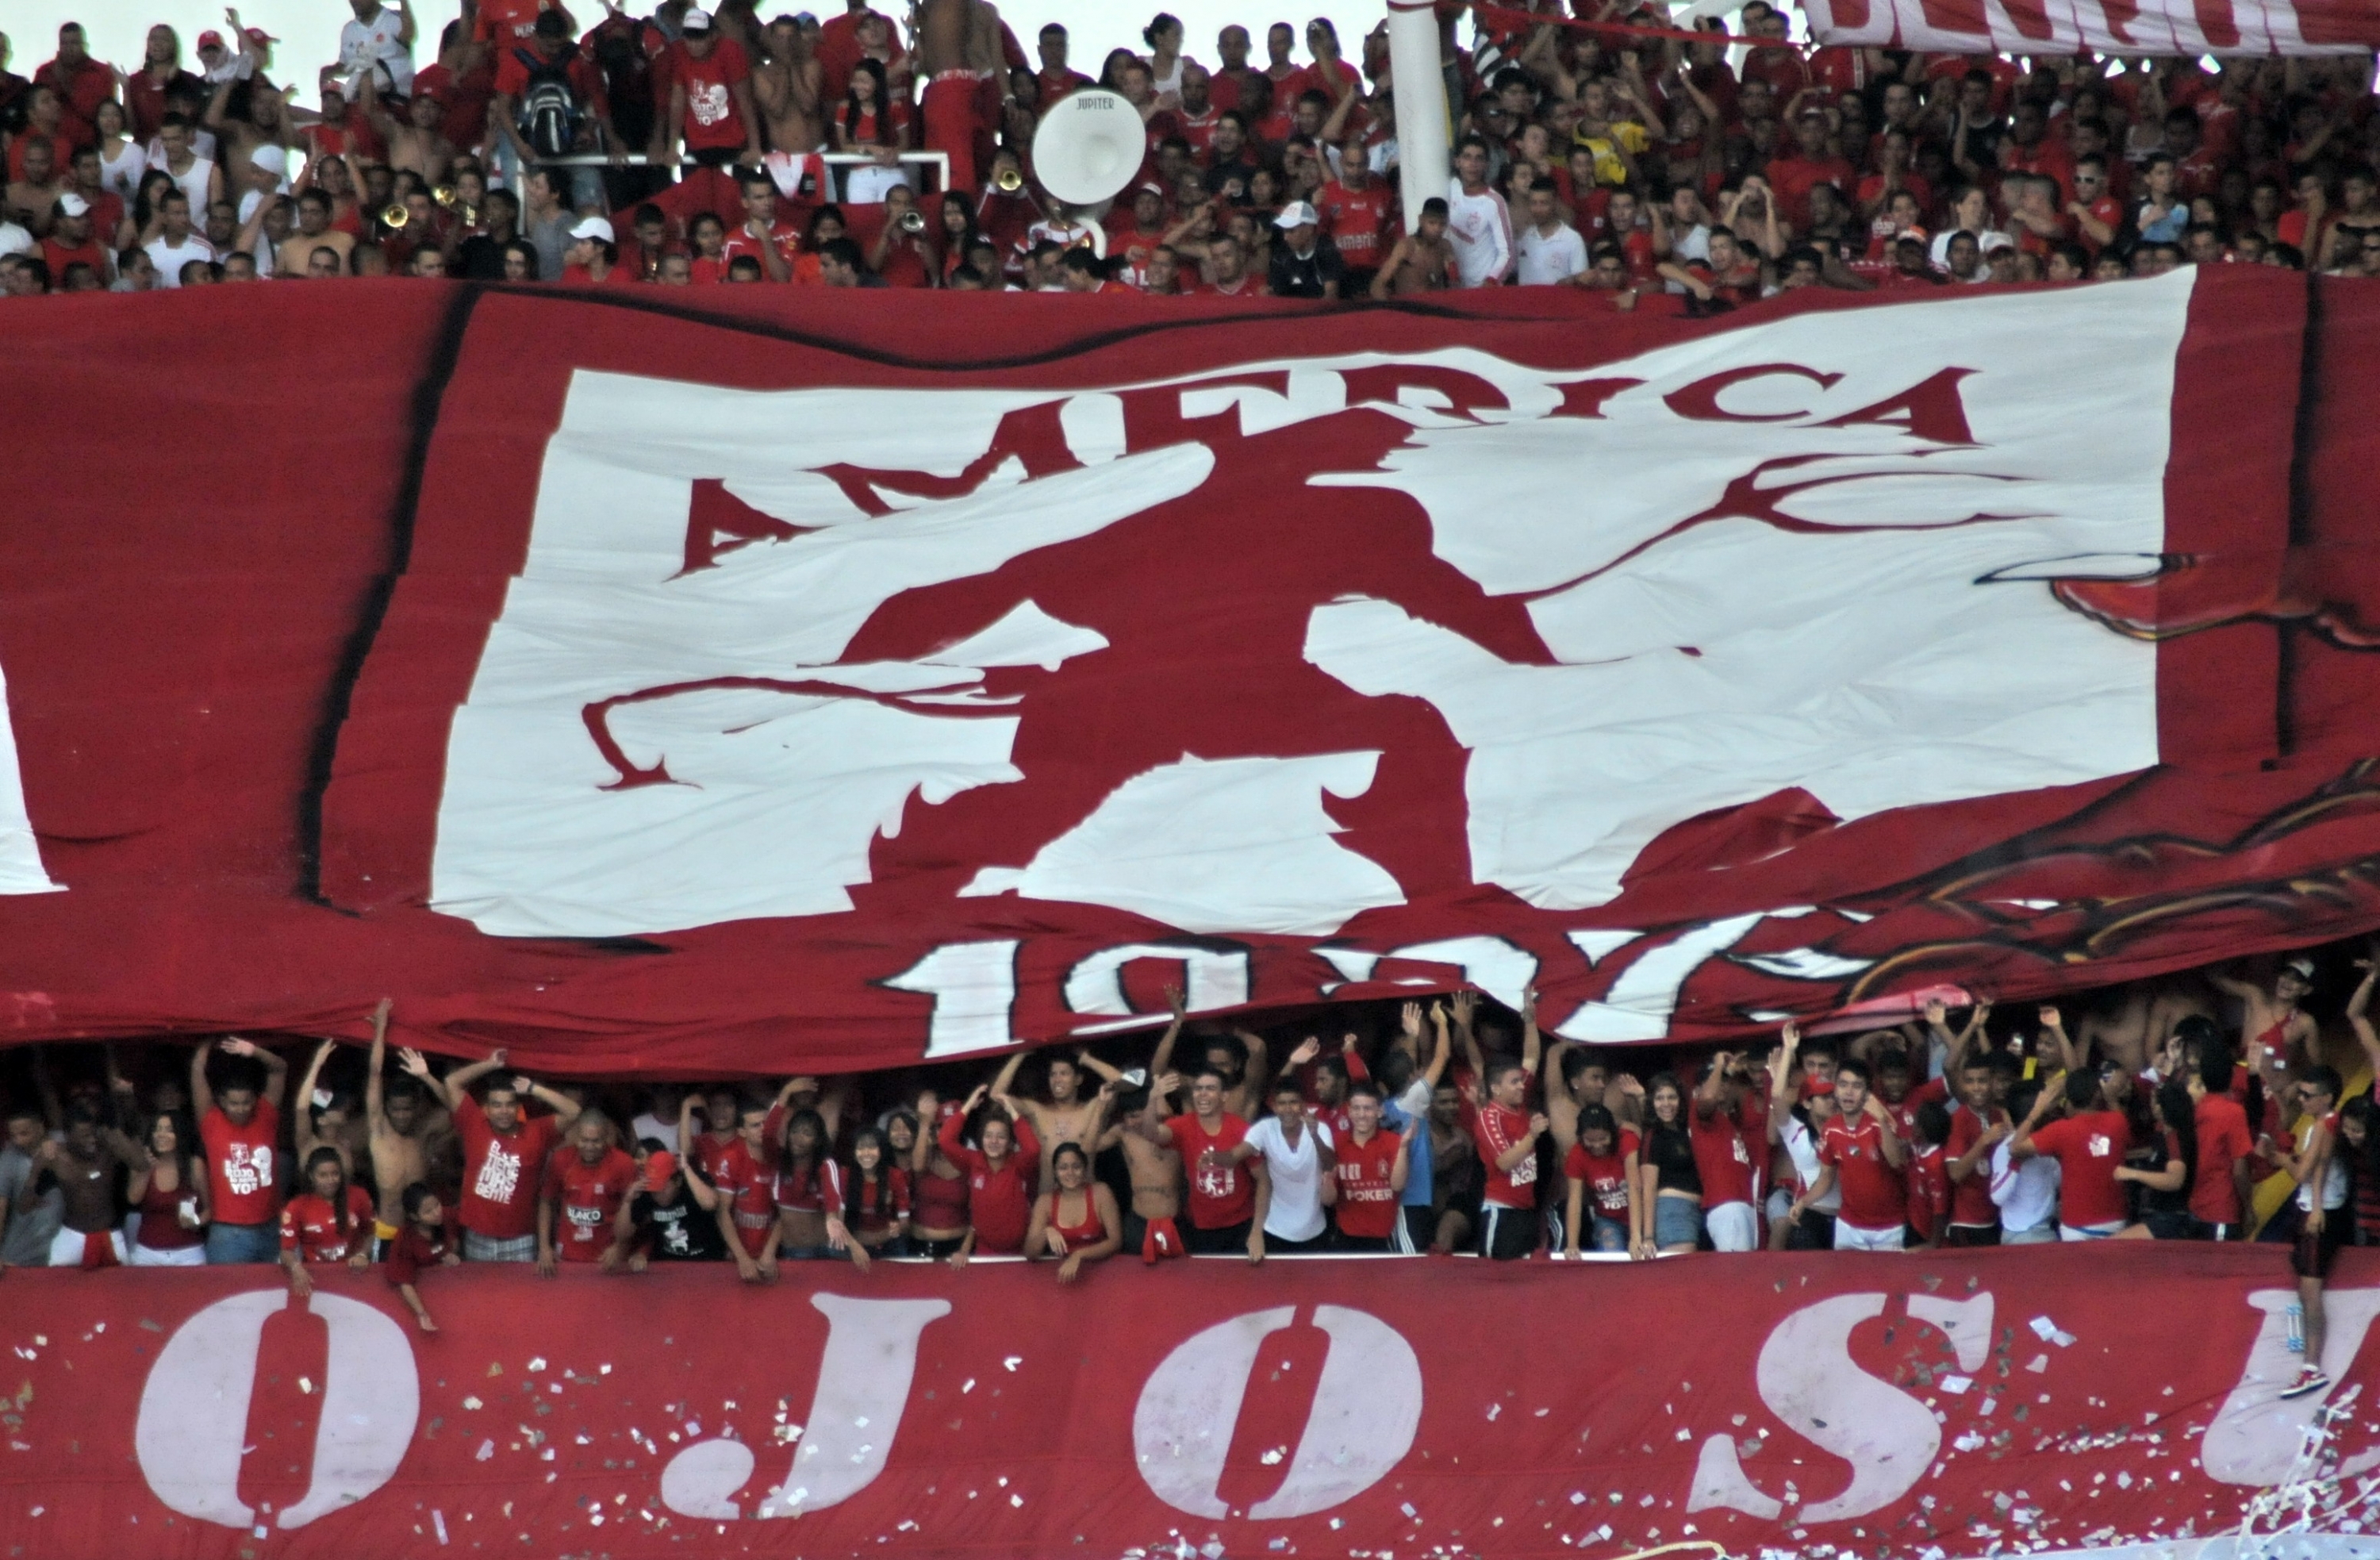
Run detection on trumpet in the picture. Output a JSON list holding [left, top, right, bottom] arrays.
[[994, 166, 1024, 194], [431, 183, 457, 207], [380, 202, 409, 229], [898, 208, 927, 234]]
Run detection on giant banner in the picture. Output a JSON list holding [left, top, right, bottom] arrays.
[[0, 1248, 2372, 1558], [4, 270, 2380, 1072], [1798, 0, 2380, 52]]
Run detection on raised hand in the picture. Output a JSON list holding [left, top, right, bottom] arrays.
[[1288, 1036, 1323, 1068], [1922, 998, 1948, 1027], [397, 1047, 433, 1080], [221, 1037, 258, 1059], [1400, 1001, 1423, 1038]]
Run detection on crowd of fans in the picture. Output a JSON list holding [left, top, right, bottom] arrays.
[[1, 0, 2377, 300], [2, 946, 2375, 1388]]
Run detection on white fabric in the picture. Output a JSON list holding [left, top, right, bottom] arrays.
[[1833, 1219, 1904, 1251], [1705, 1199, 1760, 1252], [1990, 1139, 2060, 1235], [1515, 221, 1587, 284], [144, 232, 217, 286], [100, 140, 150, 203], [631, 1111, 681, 1152], [48, 1227, 128, 1266], [1444, 180, 1513, 286], [1245, 1115, 1334, 1243], [125, 1238, 207, 1266], [163, 154, 216, 217]]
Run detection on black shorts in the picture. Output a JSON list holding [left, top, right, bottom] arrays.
[[1184, 1219, 1251, 1255], [1478, 1205, 1538, 1262], [1943, 1222, 2002, 1248], [1392, 1205, 1435, 1255], [912, 1234, 965, 1260], [1332, 1231, 1391, 1253], [1784, 1208, 1835, 1251], [2292, 1211, 2350, 1280]]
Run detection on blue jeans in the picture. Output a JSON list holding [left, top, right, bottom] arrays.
[[205, 1220, 279, 1264]]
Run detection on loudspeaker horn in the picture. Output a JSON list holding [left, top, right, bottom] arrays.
[[1031, 89, 1143, 207]]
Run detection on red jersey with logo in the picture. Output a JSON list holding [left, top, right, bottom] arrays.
[[383, 1220, 454, 1286], [455, 1095, 560, 1240], [279, 1185, 377, 1262], [1689, 1101, 1761, 1208], [2029, 1109, 2132, 1228], [1472, 1093, 1540, 1209], [667, 39, 753, 152], [542, 1147, 638, 1261], [1564, 1131, 1639, 1220], [937, 1111, 1039, 1252], [712, 1139, 777, 1255], [1168, 1112, 1254, 1230], [1944, 1104, 2002, 1227], [1330, 1128, 1404, 1238], [201, 1101, 283, 1226], [1820, 1112, 1907, 1231], [770, 1155, 846, 1213], [848, 1167, 912, 1235], [1317, 179, 1393, 267]]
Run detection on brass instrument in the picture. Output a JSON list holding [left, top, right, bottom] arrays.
[[431, 183, 456, 207], [994, 166, 1024, 194], [898, 208, 927, 234], [433, 184, 482, 229], [380, 202, 409, 229]]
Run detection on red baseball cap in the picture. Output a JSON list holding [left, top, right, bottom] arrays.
[[196, 29, 225, 49], [643, 1150, 678, 1192]]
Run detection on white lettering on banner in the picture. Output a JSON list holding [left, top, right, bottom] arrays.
[[1690, 1290, 1992, 1523], [1065, 942, 1251, 1032], [885, 939, 1023, 1059], [2200, 1286, 2380, 1485], [0, 656, 59, 897], [135, 1289, 419, 1530], [435, 275, 2182, 967], [1802, 0, 2364, 52], [1133, 1304, 1422, 1519], [660, 1293, 950, 1520]]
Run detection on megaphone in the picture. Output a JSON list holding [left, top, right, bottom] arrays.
[[1031, 88, 1142, 207]]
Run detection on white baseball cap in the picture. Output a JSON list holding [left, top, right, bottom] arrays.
[[681, 8, 715, 30], [1273, 199, 1320, 229], [57, 192, 91, 218], [569, 215, 616, 242]]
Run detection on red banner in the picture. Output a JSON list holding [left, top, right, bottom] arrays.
[[6, 270, 2380, 1073], [1798, 0, 2380, 52], [0, 1248, 2372, 1557]]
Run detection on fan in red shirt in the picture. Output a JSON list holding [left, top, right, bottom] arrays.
[[1943, 1054, 2013, 1244], [938, 1085, 1040, 1261], [1472, 1056, 1548, 1261], [661, 12, 762, 167], [1330, 1082, 1412, 1250], [841, 1127, 912, 1270], [538, 1112, 639, 1272], [1689, 1052, 1768, 1252], [1764, 108, 1856, 230], [1145, 1069, 1257, 1257], [2013, 1069, 2134, 1239], [191, 1036, 290, 1261], [1317, 137, 1393, 282], [2189, 1049, 2257, 1235], [1905, 1101, 1954, 1247], [1801, 1060, 1909, 1251], [712, 1099, 785, 1274], [420, 1049, 582, 1262], [1560, 1105, 1639, 1257], [385, 1182, 459, 1332], [278, 1146, 376, 1297]]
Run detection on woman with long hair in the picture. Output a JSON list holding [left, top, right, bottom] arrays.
[[909, 1090, 973, 1260], [763, 1107, 847, 1268], [94, 99, 149, 210], [2118, 1078, 2199, 1239], [937, 1082, 1040, 1266], [840, 1125, 911, 1270], [1142, 13, 1188, 102], [1025, 1141, 1121, 1282], [836, 57, 912, 204], [279, 1145, 375, 1297], [935, 190, 981, 283], [121, 1107, 209, 1266], [1634, 1073, 1703, 1256]]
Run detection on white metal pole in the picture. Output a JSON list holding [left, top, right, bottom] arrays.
[[1385, 0, 1454, 229]]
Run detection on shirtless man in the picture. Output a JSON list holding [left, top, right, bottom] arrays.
[[364, 1001, 444, 1240], [1372, 195, 1456, 298], [2, 136, 67, 236], [914, 0, 1001, 199], [1150, 989, 1269, 1121], [2215, 956, 2323, 1097], [35, 1106, 130, 1267], [994, 1043, 1122, 1182], [2073, 978, 2218, 1078], [754, 15, 824, 152], [278, 188, 355, 275], [358, 72, 455, 186]]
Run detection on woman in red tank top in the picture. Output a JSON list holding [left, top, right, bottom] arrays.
[[1026, 1142, 1120, 1283], [124, 1108, 209, 1266], [909, 1091, 972, 1260]]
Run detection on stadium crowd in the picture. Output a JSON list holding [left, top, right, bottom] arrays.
[[0, 0, 2377, 299], [1, 945, 2376, 1389]]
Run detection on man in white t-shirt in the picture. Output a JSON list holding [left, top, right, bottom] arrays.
[[1514, 185, 1587, 285], [1233, 1079, 1336, 1259], [340, 0, 417, 98], [144, 190, 217, 288], [1444, 136, 1511, 287]]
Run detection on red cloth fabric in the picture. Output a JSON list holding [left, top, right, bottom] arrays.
[[541, 1145, 637, 1259], [1564, 1130, 1637, 1222], [1471, 1092, 1538, 1210], [2191, 1093, 2255, 1225], [2029, 1109, 2134, 1228], [279, 1185, 377, 1261], [921, 75, 981, 198], [1165, 1112, 1251, 1231], [1820, 1113, 1906, 1231], [1331, 1128, 1404, 1238], [937, 1111, 1039, 1252], [382, 1220, 453, 1285]]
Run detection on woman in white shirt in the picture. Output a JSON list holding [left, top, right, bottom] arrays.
[[94, 99, 149, 205], [1234, 1079, 1336, 1259]]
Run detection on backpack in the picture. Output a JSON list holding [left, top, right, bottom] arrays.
[[512, 48, 583, 159]]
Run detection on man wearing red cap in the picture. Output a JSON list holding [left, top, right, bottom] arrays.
[[616, 1144, 729, 1266]]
